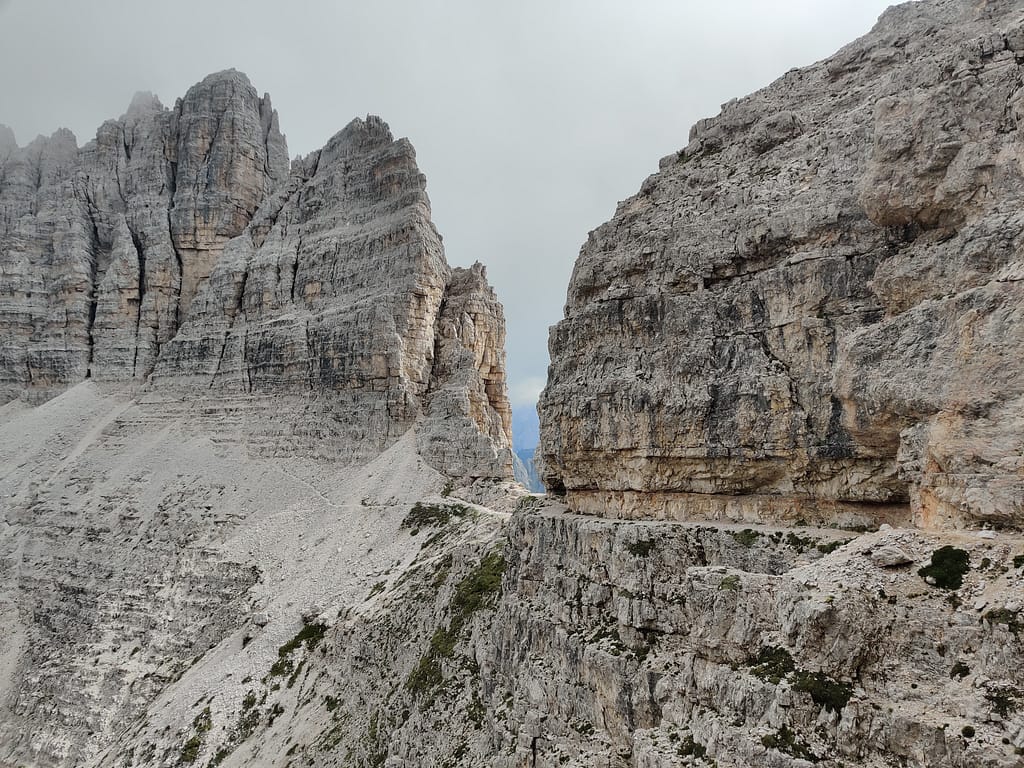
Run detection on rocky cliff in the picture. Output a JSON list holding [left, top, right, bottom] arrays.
[[4, 2, 1024, 768], [0, 71, 513, 768], [0, 69, 512, 477], [68, 494, 1023, 768], [539, 0, 1024, 530]]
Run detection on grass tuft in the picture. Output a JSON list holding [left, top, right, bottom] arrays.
[[918, 546, 970, 590]]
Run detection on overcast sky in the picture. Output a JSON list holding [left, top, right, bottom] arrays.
[[0, 0, 895, 446]]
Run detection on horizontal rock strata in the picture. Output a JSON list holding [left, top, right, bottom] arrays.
[[0, 70, 512, 476], [539, 0, 1024, 528], [0, 70, 513, 768], [85, 501, 1024, 768]]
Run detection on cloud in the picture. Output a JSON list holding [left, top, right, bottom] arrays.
[[0, 0, 894, 406], [509, 376, 547, 408]]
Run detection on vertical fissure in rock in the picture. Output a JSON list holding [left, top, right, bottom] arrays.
[[203, 112, 225, 187], [209, 330, 230, 389], [291, 233, 302, 304], [258, 95, 274, 180], [426, 294, 448, 396], [29, 151, 43, 216], [242, 327, 253, 393], [211, 263, 249, 388], [83, 203, 103, 379], [128, 227, 146, 377], [304, 319, 316, 390], [166, 157, 184, 330], [288, 173, 315, 304]]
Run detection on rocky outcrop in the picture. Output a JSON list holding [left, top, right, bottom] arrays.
[[539, 0, 1024, 529], [0, 70, 512, 476], [7, 3, 1024, 768], [0, 384, 468, 768], [75, 496, 1024, 768], [0, 71, 513, 768], [418, 262, 513, 479], [0, 71, 289, 402], [0, 126, 90, 402]]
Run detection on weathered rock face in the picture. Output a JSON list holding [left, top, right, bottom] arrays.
[[0, 71, 513, 767], [81, 497, 1024, 768], [418, 262, 514, 479], [0, 71, 289, 401], [539, 0, 1024, 529], [0, 385, 466, 768], [0, 126, 90, 402], [0, 70, 512, 476]]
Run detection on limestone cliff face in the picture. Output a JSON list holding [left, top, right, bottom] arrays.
[[0, 71, 513, 768], [418, 262, 514, 479], [539, 0, 1024, 529], [0, 71, 289, 402], [0, 70, 512, 477], [82, 497, 1024, 768]]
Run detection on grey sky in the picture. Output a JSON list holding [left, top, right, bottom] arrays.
[[0, 0, 894, 444]]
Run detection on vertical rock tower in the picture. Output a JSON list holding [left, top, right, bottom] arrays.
[[0, 69, 513, 478], [0, 71, 512, 768]]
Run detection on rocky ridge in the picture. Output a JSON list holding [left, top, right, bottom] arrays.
[[3, 1, 1024, 767], [0, 70, 513, 768], [0, 69, 512, 477], [539, 0, 1024, 530], [69, 494, 1024, 768]]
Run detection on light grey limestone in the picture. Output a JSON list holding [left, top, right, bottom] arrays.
[[539, 0, 1024, 529], [0, 71, 512, 476]]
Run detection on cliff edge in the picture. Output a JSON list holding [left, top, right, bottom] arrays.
[[540, 0, 1024, 530]]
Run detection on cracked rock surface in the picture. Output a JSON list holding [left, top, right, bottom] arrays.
[[0, 69, 512, 477], [0, 70, 513, 767], [3, 2, 1024, 767], [539, 0, 1024, 529]]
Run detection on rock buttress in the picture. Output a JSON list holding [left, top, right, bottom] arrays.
[[0, 74, 514, 474], [418, 261, 514, 480], [539, 0, 1024, 529], [0, 70, 288, 402]]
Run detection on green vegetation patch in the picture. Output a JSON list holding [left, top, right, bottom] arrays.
[[449, 551, 506, 631], [406, 551, 506, 702], [729, 528, 761, 548], [278, 619, 328, 657], [401, 502, 470, 532], [268, 656, 294, 679], [985, 687, 1019, 718], [626, 538, 656, 557], [719, 574, 741, 591], [178, 707, 212, 764], [984, 608, 1023, 636], [786, 532, 816, 553], [515, 495, 544, 512], [267, 619, 327, 680], [950, 661, 971, 680], [748, 646, 796, 685], [676, 734, 707, 759], [793, 671, 853, 713], [761, 724, 818, 762], [179, 735, 203, 764], [918, 546, 970, 590]]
